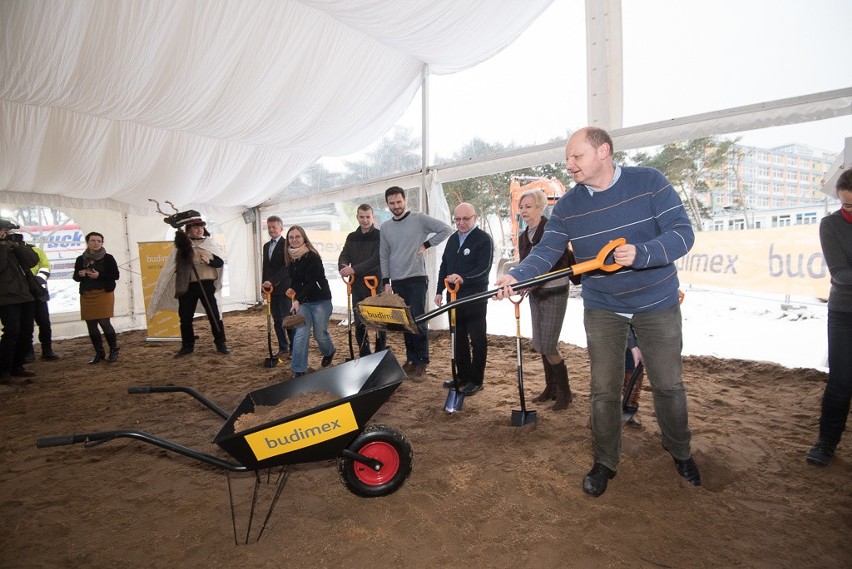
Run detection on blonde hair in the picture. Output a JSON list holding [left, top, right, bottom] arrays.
[[519, 188, 547, 210]]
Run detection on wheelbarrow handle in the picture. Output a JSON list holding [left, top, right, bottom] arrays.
[[415, 238, 625, 325], [127, 385, 231, 419], [36, 429, 249, 471]]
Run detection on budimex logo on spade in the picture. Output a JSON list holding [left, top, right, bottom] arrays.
[[359, 305, 406, 325], [245, 403, 359, 460]]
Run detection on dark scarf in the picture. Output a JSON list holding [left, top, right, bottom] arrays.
[[83, 247, 107, 262]]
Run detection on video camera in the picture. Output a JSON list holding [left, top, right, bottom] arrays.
[[2, 233, 24, 243]]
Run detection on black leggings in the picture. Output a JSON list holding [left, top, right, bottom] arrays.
[[86, 318, 115, 337]]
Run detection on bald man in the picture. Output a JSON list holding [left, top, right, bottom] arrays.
[[435, 203, 493, 395], [495, 126, 700, 497]]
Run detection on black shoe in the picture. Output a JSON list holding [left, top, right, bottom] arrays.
[[674, 457, 702, 486], [293, 371, 306, 378], [321, 350, 336, 367], [107, 348, 119, 363], [10, 367, 36, 378], [806, 441, 836, 466], [88, 352, 105, 365], [215, 341, 230, 355], [23, 352, 36, 364], [442, 379, 457, 388], [460, 382, 483, 396], [41, 350, 60, 361], [582, 463, 616, 497], [174, 346, 194, 358]]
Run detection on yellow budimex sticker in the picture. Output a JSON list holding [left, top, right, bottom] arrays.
[[358, 305, 412, 327], [244, 403, 359, 460]]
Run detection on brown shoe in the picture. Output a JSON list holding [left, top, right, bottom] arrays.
[[402, 361, 416, 373], [411, 364, 428, 381]]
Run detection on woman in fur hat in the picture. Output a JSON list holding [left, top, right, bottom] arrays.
[[149, 217, 229, 357]]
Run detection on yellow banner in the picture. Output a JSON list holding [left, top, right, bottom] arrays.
[[138, 241, 181, 340], [677, 225, 830, 298], [245, 403, 359, 460]]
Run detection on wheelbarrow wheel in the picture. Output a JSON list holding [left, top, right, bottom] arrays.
[[338, 424, 413, 498]]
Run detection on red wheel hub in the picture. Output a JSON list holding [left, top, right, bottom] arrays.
[[353, 441, 399, 486]]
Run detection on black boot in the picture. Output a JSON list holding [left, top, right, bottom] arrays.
[[174, 344, 194, 358], [551, 360, 573, 411], [41, 342, 60, 361], [106, 333, 119, 363], [24, 345, 36, 364], [531, 355, 557, 403], [88, 333, 105, 364], [214, 322, 230, 354]]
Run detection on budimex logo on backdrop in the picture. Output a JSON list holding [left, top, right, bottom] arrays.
[[244, 403, 359, 460]]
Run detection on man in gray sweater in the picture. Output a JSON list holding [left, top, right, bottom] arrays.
[[380, 186, 452, 378]]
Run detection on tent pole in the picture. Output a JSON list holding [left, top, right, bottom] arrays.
[[421, 65, 431, 213]]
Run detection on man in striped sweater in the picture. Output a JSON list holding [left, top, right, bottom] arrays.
[[495, 126, 701, 497]]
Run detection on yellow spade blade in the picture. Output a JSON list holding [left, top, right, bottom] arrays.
[[355, 303, 420, 334]]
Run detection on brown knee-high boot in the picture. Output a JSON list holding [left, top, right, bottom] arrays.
[[531, 355, 557, 403], [551, 359, 573, 411]]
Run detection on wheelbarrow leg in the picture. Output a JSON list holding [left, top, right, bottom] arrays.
[[227, 466, 290, 545]]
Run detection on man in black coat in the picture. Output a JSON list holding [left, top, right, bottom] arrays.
[[338, 204, 386, 357], [435, 203, 493, 395], [0, 219, 38, 382], [261, 215, 293, 358]]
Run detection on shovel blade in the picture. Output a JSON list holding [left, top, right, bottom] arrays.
[[444, 389, 465, 413], [263, 358, 279, 368], [511, 409, 537, 426]]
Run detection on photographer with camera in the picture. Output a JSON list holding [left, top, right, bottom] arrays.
[[0, 218, 39, 382], [73, 231, 120, 364]]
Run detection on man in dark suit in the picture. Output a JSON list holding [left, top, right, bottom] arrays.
[[261, 215, 293, 358], [434, 203, 493, 395]]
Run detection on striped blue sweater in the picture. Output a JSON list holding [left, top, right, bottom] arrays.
[[509, 166, 694, 313]]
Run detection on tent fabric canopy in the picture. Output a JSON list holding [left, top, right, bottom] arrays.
[[0, 0, 555, 214]]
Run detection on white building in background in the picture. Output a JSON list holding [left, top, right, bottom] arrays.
[[702, 142, 838, 231]]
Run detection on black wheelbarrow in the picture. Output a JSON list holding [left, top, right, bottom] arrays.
[[36, 349, 412, 544]]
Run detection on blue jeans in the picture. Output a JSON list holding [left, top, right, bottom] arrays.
[[818, 309, 852, 445], [270, 294, 293, 353], [584, 303, 692, 470], [291, 299, 335, 374], [392, 279, 429, 365]]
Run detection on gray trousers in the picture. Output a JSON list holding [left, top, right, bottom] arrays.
[[583, 303, 692, 471]]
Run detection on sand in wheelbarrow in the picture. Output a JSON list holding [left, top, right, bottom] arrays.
[[357, 293, 407, 307], [233, 391, 339, 433]]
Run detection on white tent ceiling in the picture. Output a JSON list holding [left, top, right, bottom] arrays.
[[0, 0, 555, 215]]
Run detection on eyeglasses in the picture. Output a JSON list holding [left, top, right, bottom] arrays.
[[453, 216, 475, 223]]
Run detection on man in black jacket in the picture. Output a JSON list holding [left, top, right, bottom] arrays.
[[0, 219, 38, 382], [338, 204, 386, 357], [261, 215, 293, 359], [435, 203, 493, 395]]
